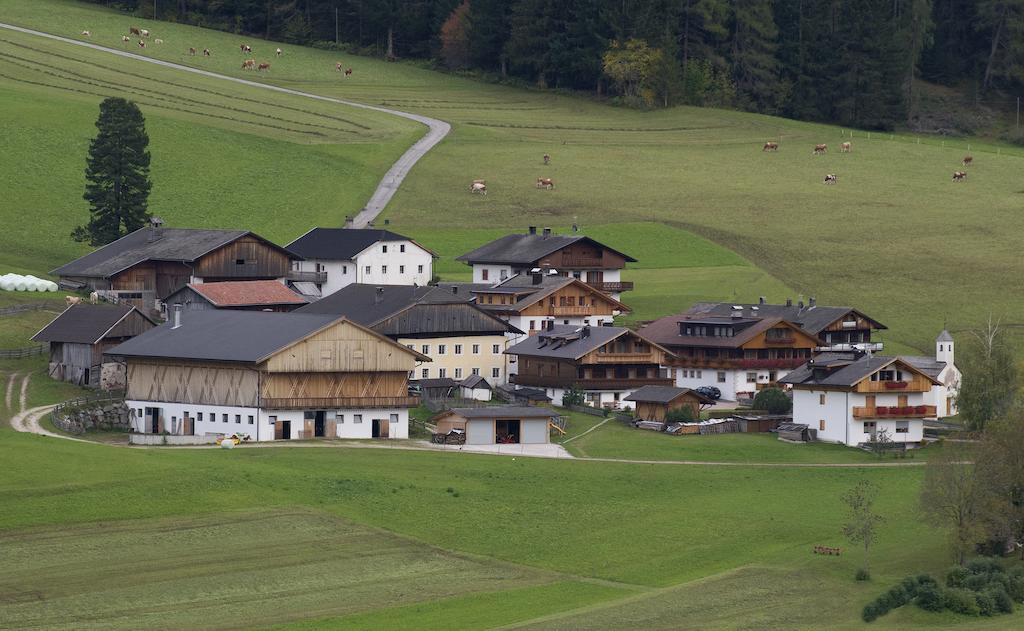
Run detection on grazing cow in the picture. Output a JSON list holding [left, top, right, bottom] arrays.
[[276, 47, 283, 57], [823, 174, 837, 185], [258, 62, 270, 71], [129, 26, 141, 36], [762, 141, 779, 152], [140, 29, 150, 37], [81, 30, 91, 37], [65, 296, 82, 307], [138, 40, 146, 48], [953, 171, 967, 182], [470, 181, 487, 195], [336, 62, 343, 71], [154, 38, 163, 45], [543, 153, 551, 165], [962, 155, 973, 167], [840, 142, 851, 153], [240, 43, 252, 53], [203, 48, 212, 57], [189, 47, 197, 56], [813, 144, 828, 155], [242, 59, 256, 70], [122, 35, 131, 43], [89, 291, 99, 304], [344, 68, 353, 76], [536, 177, 555, 190]]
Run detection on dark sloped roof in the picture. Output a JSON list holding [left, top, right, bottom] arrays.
[[780, 354, 940, 388], [639, 316, 811, 349], [32, 304, 152, 344], [497, 385, 551, 401], [52, 228, 295, 278], [447, 406, 556, 419], [475, 274, 631, 315], [937, 330, 954, 342], [506, 324, 629, 359], [286, 228, 435, 260], [459, 374, 491, 389], [418, 378, 457, 388], [456, 233, 636, 264], [685, 302, 886, 334], [624, 385, 713, 404], [899, 355, 947, 379], [107, 311, 339, 363], [293, 284, 517, 335]]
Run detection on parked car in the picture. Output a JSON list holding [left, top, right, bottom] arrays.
[[695, 385, 721, 400]]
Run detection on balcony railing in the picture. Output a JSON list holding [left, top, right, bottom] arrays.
[[764, 336, 796, 345], [853, 405, 936, 419], [592, 281, 634, 293], [590, 352, 656, 363], [261, 396, 420, 409], [549, 306, 593, 316], [560, 257, 605, 268], [510, 374, 672, 389], [670, 357, 809, 370], [286, 270, 328, 283]]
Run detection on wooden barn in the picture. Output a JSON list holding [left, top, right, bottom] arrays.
[[623, 385, 714, 422], [108, 307, 428, 440], [433, 406, 556, 445], [32, 304, 156, 388], [164, 280, 307, 313], [52, 220, 300, 314]]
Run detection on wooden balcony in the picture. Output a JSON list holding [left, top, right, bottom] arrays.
[[589, 352, 657, 364], [763, 336, 796, 345], [857, 379, 931, 394], [560, 257, 606, 268], [548, 306, 593, 316], [853, 405, 936, 419], [669, 357, 808, 370], [592, 281, 634, 293], [286, 270, 328, 283], [261, 396, 420, 409], [510, 374, 672, 389]]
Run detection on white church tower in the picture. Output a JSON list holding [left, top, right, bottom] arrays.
[[936, 330, 954, 365]]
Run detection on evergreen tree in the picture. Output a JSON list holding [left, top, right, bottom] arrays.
[[729, 0, 781, 112], [649, 26, 685, 106], [467, 0, 511, 73], [833, 0, 907, 129], [74, 98, 152, 246]]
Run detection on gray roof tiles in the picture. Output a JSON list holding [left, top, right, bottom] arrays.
[[781, 354, 940, 388], [456, 233, 636, 265], [624, 385, 713, 404], [447, 406, 557, 419], [286, 228, 432, 261], [32, 304, 151, 344], [685, 302, 886, 334], [505, 324, 629, 359]]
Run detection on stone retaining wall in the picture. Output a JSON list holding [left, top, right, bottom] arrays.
[[52, 402, 131, 435]]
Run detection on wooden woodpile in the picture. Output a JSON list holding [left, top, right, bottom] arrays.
[[813, 545, 842, 556], [431, 430, 466, 445]]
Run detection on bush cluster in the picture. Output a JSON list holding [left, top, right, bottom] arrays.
[[863, 561, 1024, 623]]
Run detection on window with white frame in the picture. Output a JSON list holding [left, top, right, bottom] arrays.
[[399, 265, 405, 274], [455, 368, 463, 379], [421, 344, 429, 354], [864, 421, 877, 432], [354, 414, 363, 424], [364, 265, 371, 275], [418, 265, 424, 273], [895, 421, 910, 434], [342, 265, 347, 274], [746, 372, 757, 383], [438, 344, 446, 355], [235, 415, 241, 424], [492, 367, 500, 378], [439, 368, 447, 378], [223, 414, 228, 423], [390, 413, 399, 423], [492, 344, 500, 354], [248, 415, 254, 425], [337, 414, 345, 424], [454, 344, 462, 355], [472, 368, 480, 375], [400, 244, 406, 253], [382, 265, 387, 274], [717, 371, 726, 383], [382, 245, 388, 253], [421, 368, 429, 378], [472, 344, 480, 354]]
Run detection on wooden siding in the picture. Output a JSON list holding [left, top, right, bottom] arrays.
[[126, 360, 260, 406], [374, 303, 508, 337], [194, 236, 291, 280], [536, 241, 627, 270], [262, 319, 418, 374], [823, 312, 876, 332], [855, 373, 933, 393], [106, 309, 156, 339], [518, 284, 622, 317], [634, 396, 702, 422], [741, 323, 820, 350], [111, 261, 192, 300], [260, 371, 409, 400], [579, 332, 669, 365]]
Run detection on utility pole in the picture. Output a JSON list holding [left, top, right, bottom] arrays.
[[335, 6, 339, 45]]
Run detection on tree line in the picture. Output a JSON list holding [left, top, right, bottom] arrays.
[[93, 1, 1024, 130]]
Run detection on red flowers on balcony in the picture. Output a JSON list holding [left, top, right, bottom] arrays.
[[883, 381, 908, 389]]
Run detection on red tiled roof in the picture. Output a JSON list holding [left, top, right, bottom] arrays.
[[190, 281, 307, 307]]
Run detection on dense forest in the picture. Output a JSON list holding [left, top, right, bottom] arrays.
[[94, 1, 1023, 131]]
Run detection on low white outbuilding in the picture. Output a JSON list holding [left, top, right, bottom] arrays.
[[433, 406, 555, 445]]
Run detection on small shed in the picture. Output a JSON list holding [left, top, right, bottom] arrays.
[[32, 304, 156, 388], [624, 385, 714, 422], [417, 377, 457, 400], [777, 422, 812, 443], [164, 280, 307, 314], [497, 385, 552, 405], [458, 374, 492, 401], [733, 414, 791, 433], [433, 406, 556, 445]]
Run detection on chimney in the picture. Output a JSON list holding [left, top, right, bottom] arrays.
[[171, 303, 182, 329], [572, 223, 579, 233], [147, 216, 164, 243], [451, 285, 458, 295], [547, 320, 555, 331], [375, 287, 384, 304], [786, 298, 793, 307], [797, 300, 804, 308], [759, 296, 766, 305], [809, 296, 816, 308], [542, 227, 552, 237], [532, 270, 543, 285], [528, 226, 537, 235], [344, 216, 353, 228], [383, 219, 390, 225], [581, 325, 590, 338]]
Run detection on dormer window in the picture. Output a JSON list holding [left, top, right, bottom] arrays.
[[871, 369, 903, 382]]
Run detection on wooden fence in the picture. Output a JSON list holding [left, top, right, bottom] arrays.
[[0, 345, 46, 359]]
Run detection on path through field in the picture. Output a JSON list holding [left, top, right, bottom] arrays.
[[3, 372, 14, 411], [0, 22, 451, 228]]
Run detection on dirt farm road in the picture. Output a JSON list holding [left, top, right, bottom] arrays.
[[0, 22, 451, 229]]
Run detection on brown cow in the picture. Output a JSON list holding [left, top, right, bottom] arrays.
[[121, 35, 131, 43], [344, 68, 353, 76], [813, 144, 828, 155], [536, 177, 555, 190], [762, 141, 779, 152], [240, 43, 252, 53], [203, 48, 212, 57], [129, 26, 141, 36], [241, 59, 256, 70], [543, 153, 551, 165], [952, 171, 967, 182], [823, 174, 837, 185], [138, 40, 146, 48], [257, 62, 270, 71], [840, 142, 851, 153], [189, 47, 197, 56], [65, 295, 82, 307], [336, 62, 343, 71], [962, 155, 973, 167]]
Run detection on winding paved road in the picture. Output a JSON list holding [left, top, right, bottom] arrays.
[[0, 22, 450, 228]]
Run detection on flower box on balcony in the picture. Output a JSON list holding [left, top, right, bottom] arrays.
[[900, 406, 914, 415], [875, 407, 888, 416], [888, 406, 901, 414], [914, 405, 927, 414], [883, 381, 908, 389]]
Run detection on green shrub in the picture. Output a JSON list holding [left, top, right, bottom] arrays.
[[965, 572, 991, 591], [975, 590, 996, 616], [916, 574, 938, 588], [855, 568, 871, 582], [1008, 575, 1024, 603], [944, 587, 981, 616], [947, 565, 970, 588], [915, 583, 944, 612], [965, 557, 1001, 575], [862, 602, 879, 622], [665, 406, 696, 422], [887, 585, 911, 608], [900, 576, 921, 596], [986, 585, 1014, 614], [752, 387, 791, 414]]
